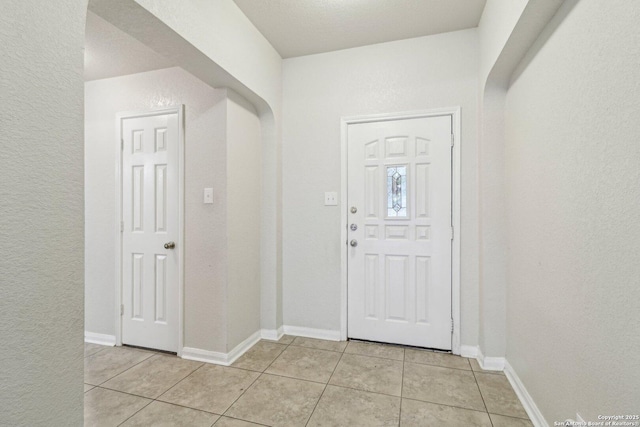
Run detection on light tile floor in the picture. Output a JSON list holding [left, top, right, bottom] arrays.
[[84, 337, 532, 426]]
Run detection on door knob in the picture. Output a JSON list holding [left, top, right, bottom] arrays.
[[350, 239, 358, 247], [164, 241, 175, 249], [350, 206, 358, 214], [350, 224, 358, 231]]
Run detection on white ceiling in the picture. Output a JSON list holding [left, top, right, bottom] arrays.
[[84, 11, 174, 81], [85, 1, 487, 80], [233, 0, 487, 58]]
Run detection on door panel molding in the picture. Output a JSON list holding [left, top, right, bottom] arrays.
[[115, 106, 185, 355], [340, 107, 461, 354]]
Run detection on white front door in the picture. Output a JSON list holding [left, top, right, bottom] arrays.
[[347, 115, 452, 350], [121, 110, 180, 352]]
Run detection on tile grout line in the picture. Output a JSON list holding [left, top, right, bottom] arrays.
[[90, 349, 157, 387], [401, 396, 496, 415], [102, 361, 205, 402], [472, 370, 531, 421], [403, 359, 476, 373], [111, 359, 208, 426], [217, 337, 295, 423], [214, 415, 271, 427], [303, 342, 347, 427], [84, 347, 107, 359], [398, 349, 407, 427], [398, 347, 406, 427], [216, 370, 261, 420], [470, 365, 492, 418], [116, 398, 155, 427]]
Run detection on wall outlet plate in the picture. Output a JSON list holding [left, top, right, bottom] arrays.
[[324, 192, 338, 206], [203, 188, 214, 204]]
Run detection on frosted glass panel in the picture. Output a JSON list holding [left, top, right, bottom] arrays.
[[387, 165, 408, 218]]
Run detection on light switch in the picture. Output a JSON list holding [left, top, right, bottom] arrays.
[[203, 188, 214, 204], [324, 192, 338, 206]]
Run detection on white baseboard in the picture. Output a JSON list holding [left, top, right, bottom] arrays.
[[282, 325, 341, 341], [261, 326, 284, 341], [477, 347, 506, 371], [85, 332, 116, 346], [182, 330, 261, 366], [460, 345, 479, 358], [504, 360, 548, 427]]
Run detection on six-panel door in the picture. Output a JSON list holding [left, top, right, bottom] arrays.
[[121, 112, 179, 352], [347, 115, 452, 350]]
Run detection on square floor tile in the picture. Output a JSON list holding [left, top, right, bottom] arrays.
[[345, 341, 404, 361], [84, 387, 151, 427], [225, 374, 324, 426], [215, 417, 265, 426], [102, 354, 202, 398], [232, 341, 287, 372], [470, 358, 505, 375], [159, 364, 259, 414], [329, 353, 403, 396], [266, 345, 342, 383], [400, 398, 492, 426], [291, 337, 348, 352], [84, 343, 108, 358], [402, 362, 485, 411], [490, 413, 534, 427], [475, 372, 528, 419], [84, 346, 154, 385], [307, 385, 401, 427], [121, 401, 219, 427], [404, 349, 471, 370]]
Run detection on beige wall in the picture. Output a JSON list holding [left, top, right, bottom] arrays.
[[282, 29, 480, 345], [505, 0, 640, 421], [0, 1, 87, 425]]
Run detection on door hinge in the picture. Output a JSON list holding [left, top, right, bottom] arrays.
[[451, 134, 454, 147], [451, 318, 454, 333], [120, 304, 124, 316], [450, 226, 454, 240], [120, 221, 124, 232]]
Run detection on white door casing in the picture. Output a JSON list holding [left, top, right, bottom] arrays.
[[118, 107, 183, 353], [346, 114, 453, 350]]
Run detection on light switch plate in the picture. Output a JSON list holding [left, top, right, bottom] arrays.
[[203, 188, 214, 204], [324, 192, 338, 206]]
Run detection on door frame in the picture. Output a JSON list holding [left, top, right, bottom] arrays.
[[340, 107, 461, 354], [114, 106, 185, 356]]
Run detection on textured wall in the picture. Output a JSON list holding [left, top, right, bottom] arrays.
[[476, 0, 529, 358], [85, 67, 229, 352], [132, 0, 285, 333], [478, 0, 528, 86], [0, 1, 87, 425], [226, 90, 262, 350], [282, 30, 479, 345], [505, 0, 640, 421]]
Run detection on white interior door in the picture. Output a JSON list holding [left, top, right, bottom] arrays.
[[121, 110, 180, 352], [347, 115, 452, 350]]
